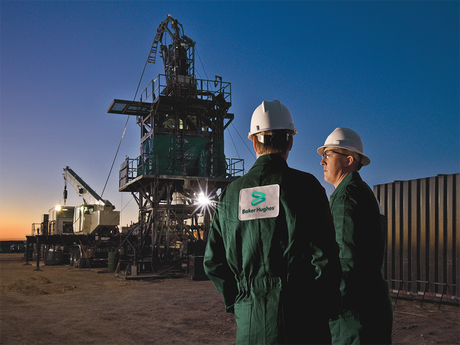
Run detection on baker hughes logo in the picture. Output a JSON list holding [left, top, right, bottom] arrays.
[[243, 191, 273, 213], [251, 191, 266, 206], [239, 184, 280, 221]]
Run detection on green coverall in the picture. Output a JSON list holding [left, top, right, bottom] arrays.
[[204, 154, 342, 345], [328, 171, 393, 344]]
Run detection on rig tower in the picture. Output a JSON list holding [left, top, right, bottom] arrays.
[[108, 15, 243, 276]]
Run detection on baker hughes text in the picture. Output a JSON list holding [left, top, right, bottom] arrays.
[[241, 206, 275, 214]]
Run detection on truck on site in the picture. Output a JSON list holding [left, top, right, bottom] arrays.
[[27, 166, 122, 268]]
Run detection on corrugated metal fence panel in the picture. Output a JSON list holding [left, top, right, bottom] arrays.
[[373, 173, 459, 298]]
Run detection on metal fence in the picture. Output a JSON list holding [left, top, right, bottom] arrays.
[[373, 173, 459, 301]]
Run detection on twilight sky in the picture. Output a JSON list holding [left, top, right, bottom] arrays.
[[1, 0, 458, 240]]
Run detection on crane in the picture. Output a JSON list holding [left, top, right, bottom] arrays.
[[63, 166, 119, 235], [63, 166, 112, 207]]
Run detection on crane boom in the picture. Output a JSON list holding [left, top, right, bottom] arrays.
[[63, 166, 111, 207]]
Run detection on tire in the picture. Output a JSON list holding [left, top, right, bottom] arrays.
[[77, 258, 87, 268], [69, 248, 76, 267]]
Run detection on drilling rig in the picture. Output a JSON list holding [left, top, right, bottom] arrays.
[[108, 15, 243, 277]]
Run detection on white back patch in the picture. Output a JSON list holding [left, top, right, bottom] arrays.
[[238, 184, 280, 221]]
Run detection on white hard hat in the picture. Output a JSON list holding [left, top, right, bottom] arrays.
[[248, 100, 297, 139], [317, 127, 371, 166]]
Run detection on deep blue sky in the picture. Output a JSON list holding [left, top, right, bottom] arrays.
[[1, 1, 459, 239]]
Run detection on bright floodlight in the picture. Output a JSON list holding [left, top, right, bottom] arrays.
[[197, 192, 211, 206], [55, 205, 62, 211]]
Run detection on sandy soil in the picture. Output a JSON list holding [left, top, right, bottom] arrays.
[[1, 253, 459, 345]]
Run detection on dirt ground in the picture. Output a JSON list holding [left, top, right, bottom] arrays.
[[1, 253, 458, 345]]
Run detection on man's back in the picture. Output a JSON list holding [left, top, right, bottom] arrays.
[[205, 154, 341, 344]]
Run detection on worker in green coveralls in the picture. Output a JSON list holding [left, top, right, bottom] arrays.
[[318, 127, 393, 344], [204, 100, 342, 345]]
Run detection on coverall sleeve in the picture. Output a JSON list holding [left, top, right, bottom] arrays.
[[331, 194, 360, 308], [332, 195, 357, 277], [203, 207, 237, 313]]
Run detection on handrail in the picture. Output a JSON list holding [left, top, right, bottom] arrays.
[[138, 74, 231, 104], [119, 155, 244, 188]]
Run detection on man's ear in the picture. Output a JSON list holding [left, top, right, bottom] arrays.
[[345, 155, 354, 167]]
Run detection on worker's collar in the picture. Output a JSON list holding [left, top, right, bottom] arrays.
[[254, 153, 288, 166], [333, 171, 362, 192]]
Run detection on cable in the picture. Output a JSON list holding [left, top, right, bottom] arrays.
[[101, 117, 129, 198], [231, 122, 256, 160], [101, 48, 152, 198], [228, 127, 240, 157], [196, 47, 209, 80]]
